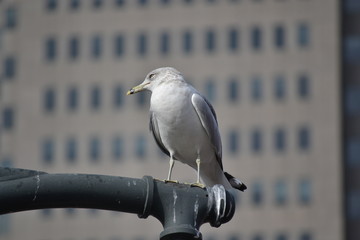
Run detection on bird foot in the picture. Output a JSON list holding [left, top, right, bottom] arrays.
[[190, 182, 206, 189], [164, 179, 179, 184]]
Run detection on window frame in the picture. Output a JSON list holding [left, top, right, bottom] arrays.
[[89, 136, 101, 162], [45, 36, 57, 61], [91, 34, 102, 59], [42, 137, 55, 164], [4, 56, 16, 79], [65, 137, 78, 163], [251, 25, 262, 51], [205, 29, 216, 53], [43, 88, 56, 113], [137, 32, 148, 57], [183, 30, 194, 54], [2, 107, 15, 130], [90, 85, 101, 110], [274, 24, 286, 49]]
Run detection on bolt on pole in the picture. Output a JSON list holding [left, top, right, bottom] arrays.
[[0, 167, 236, 240]]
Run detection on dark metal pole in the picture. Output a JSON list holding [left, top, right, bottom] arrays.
[[0, 167, 236, 240]]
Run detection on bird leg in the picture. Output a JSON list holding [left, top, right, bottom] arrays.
[[196, 158, 200, 184], [164, 156, 178, 183], [191, 158, 205, 189], [167, 157, 174, 181]]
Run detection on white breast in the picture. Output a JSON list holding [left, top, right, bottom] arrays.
[[150, 82, 210, 166]]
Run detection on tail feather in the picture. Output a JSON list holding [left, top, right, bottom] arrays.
[[224, 172, 247, 192]]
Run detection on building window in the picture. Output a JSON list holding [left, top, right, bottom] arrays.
[[228, 78, 239, 102], [0, 157, 13, 168], [346, 138, 360, 167], [44, 88, 56, 113], [138, 0, 148, 6], [252, 181, 264, 206], [93, 0, 103, 8], [0, 215, 11, 235], [251, 26, 262, 51], [5, 6, 17, 29], [136, 92, 148, 107], [274, 75, 286, 100], [2, 107, 14, 130], [297, 73, 310, 99], [112, 136, 124, 161], [68, 36, 80, 60], [298, 125, 311, 151], [348, 190, 360, 219], [252, 234, 264, 240], [42, 138, 55, 164], [46, 0, 57, 11], [297, 22, 310, 48], [45, 37, 57, 61], [228, 27, 239, 52], [345, 0, 360, 13], [251, 128, 262, 153], [89, 136, 101, 162], [299, 232, 313, 240], [135, 135, 146, 159], [69, 0, 81, 10], [183, 30, 194, 54], [274, 24, 286, 49], [251, 76, 263, 102], [4, 56, 16, 79], [67, 87, 79, 111], [114, 34, 125, 58], [40, 209, 53, 218], [275, 233, 288, 240], [91, 34, 102, 59], [298, 178, 312, 205], [344, 36, 360, 63], [115, 0, 125, 7], [90, 86, 101, 110], [345, 85, 360, 115], [113, 85, 124, 108], [160, 0, 171, 5], [204, 79, 216, 103], [227, 234, 240, 240], [87, 208, 99, 215], [137, 32, 148, 57], [159, 31, 170, 55], [274, 179, 287, 206], [65, 137, 77, 163], [65, 208, 76, 216], [205, 29, 216, 53], [228, 130, 239, 154], [274, 127, 286, 153]]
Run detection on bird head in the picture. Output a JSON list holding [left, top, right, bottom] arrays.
[[127, 67, 183, 95]]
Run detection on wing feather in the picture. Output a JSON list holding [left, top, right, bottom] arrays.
[[191, 94, 223, 169], [149, 112, 170, 157]]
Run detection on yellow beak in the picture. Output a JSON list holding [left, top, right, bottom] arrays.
[[126, 82, 149, 95]]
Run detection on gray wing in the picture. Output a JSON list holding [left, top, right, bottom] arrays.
[[149, 112, 170, 157], [191, 93, 223, 169]]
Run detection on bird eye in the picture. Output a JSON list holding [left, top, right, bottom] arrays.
[[149, 73, 156, 80]]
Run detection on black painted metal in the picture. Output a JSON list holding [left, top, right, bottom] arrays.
[[0, 167, 236, 240]]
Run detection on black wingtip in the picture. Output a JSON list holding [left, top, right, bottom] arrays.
[[238, 183, 247, 192], [224, 172, 247, 192]]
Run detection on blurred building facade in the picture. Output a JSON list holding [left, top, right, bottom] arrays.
[[0, 0, 349, 240], [342, 1, 360, 240]]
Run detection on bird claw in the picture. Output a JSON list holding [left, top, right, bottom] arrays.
[[190, 182, 206, 189], [164, 179, 179, 184]]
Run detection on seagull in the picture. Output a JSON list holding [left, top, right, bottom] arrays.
[[127, 67, 247, 191]]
